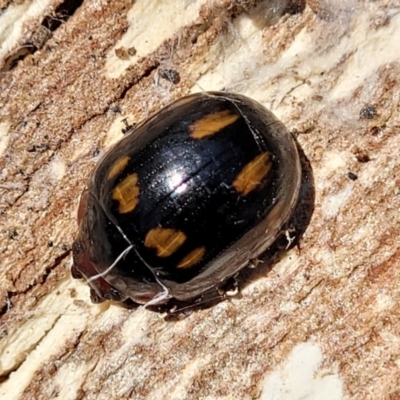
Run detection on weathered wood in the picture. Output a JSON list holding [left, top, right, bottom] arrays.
[[1, 0, 400, 399]]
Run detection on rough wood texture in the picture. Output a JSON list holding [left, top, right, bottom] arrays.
[[1, 0, 400, 399]]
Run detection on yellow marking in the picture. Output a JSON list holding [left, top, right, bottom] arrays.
[[177, 246, 206, 269], [232, 152, 272, 196], [108, 156, 131, 180], [144, 227, 187, 257], [190, 110, 239, 139], [112, 173, 139, 213]]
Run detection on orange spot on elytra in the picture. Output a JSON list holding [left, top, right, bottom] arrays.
[[190, 110, 239, 139], [177, 246, 206, 269], [112, 173, 139, 213], [108, 156, 131, 180], [144, 227, 187, 257], [233, 152, 272, 195]]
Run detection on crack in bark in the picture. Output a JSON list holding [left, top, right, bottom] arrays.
[[0, 250, 71, 318]]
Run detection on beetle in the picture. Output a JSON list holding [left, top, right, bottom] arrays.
[[71, 91, 302, 307]]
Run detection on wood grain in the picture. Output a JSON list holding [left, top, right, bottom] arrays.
[[1, 0, 400, 399]]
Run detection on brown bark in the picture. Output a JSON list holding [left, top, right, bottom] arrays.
[[1, 0, 400, 399]]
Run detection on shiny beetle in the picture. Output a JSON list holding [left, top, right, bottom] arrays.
[[72, 91, 302, 306]]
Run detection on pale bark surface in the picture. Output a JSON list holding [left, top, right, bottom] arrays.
[[1, 1, 400, 399]]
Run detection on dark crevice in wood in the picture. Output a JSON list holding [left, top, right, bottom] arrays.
[[0, 250, 71, 318], [1, 0, 84, 72], [42, 0, 84, 33]]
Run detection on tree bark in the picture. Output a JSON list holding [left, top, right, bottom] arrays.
[[1, 0, 400, 399]]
